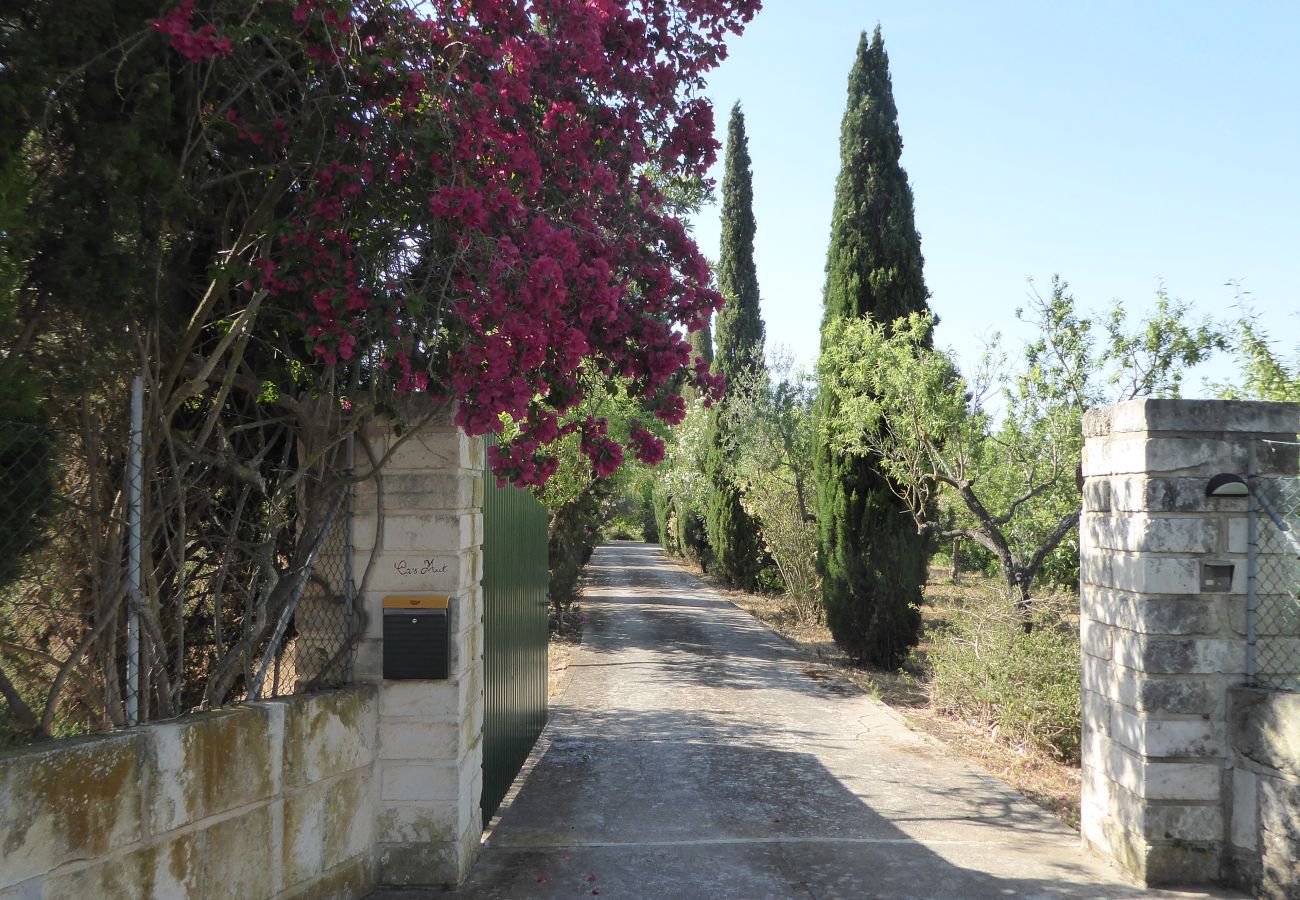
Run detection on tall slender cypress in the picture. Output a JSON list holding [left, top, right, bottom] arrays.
[[815, 27, 929, 667], [706, 102, 767, 590]]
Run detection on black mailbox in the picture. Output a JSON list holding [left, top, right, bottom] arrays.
[[383, 595, 450, 680]]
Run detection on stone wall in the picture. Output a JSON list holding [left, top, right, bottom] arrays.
[[1, 407, 490, 896], [351, 405, 485, 887], [1080, 398, 1300, 887], [1228, 687, 1300, 898], [0, 686, 378, 899]]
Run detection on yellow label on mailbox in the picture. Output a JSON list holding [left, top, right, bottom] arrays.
[[383, 594, 450, 609]]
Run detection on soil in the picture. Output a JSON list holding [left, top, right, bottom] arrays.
[[546, 606, 584, 705]]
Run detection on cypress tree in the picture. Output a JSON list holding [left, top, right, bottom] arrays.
[[706, 102, 767, 591], [815, 27, 930, 667]]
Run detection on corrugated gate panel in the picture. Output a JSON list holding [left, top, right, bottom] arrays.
[[481, 442, 550, 823]]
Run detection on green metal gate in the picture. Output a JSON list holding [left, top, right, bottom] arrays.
[[481, 443, 550, 823]]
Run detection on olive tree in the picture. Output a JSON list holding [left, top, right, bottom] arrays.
[[819, 278, 1225, 614]]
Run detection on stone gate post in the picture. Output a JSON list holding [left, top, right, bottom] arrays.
[[350, 399, 485, 887], [1080, 398, 1299, 885]]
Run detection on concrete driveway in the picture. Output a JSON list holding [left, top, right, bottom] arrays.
[[378, 541, 1239, 899]]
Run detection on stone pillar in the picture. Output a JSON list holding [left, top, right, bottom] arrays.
[[1080, 398, 1300, 885], [351, 399, 485, 886]]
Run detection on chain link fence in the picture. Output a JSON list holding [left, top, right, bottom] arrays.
[[1250, 440, 1300, 692], [0, 382, 362, 746]]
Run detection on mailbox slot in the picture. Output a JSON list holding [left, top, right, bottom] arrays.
[[382, 595, 450, 680], [1200, 563, 1235, 593]]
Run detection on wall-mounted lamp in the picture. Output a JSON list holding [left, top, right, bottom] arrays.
[[1206, 473, 1249, 497]]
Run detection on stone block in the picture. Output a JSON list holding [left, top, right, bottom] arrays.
[[449, 626, 484, 681], [1114, 633, 1245, 675], [1107, 743, 1221, 800], [1081, 617, 1113, 660], [354, 636, 383, 682], [0, 732, 144, 887], [366, 428, 464, 473], [379, 513, 467, 553], [1260, 828, 1300, 900], [1229, 688, 1300, 780], [1132, 596, 1223, 636], [1093, 436, 1249, 478], [364, 554, 461, 595], [199, 802, 279, 898], [1120, 516, 1220, 554], [1142, 840, 1223, 887], [381, 762, 460, 802], [1109, 475, 1245, 514], [144, 705, 279, 835], [1257, 438, 1300, 476], [1142, 803, 1224, 842], [1110, 555, 1201, 596], [1111, 706, 1225, 758], [1083, 478, 1112, 513], [1106, 397, 1300, 437], [1112, 669, 1224, 717], [377, 841, 464, 888], [1232, 768, 1259, 851], [379, 718, 460, 762], [1260, 777, 1300, 845], [1081, 653, 1113, 699], [282, 768, 373, 890], [371, 473, 476, 514], [1227, 516, 1249, 555], [1079, 587, 1118, 627], [280, 686, 377, 789], [376, 802, 460, 846], [42, 830, 203, 900], [381, 681, 458, 720], [1080, 549, 1113, 589], [277, 855, 373, 900], [1081, 761, 1113, 810]]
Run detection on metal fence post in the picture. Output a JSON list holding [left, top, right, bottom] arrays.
[[126, 375, 143, 726], [1246, 441, 1258, 686]]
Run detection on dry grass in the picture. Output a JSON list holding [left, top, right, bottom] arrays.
[[668, 556, 1083, 829]]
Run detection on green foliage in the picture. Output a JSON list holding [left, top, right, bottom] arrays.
[[819, 279, 1226, 606], [716, 354, 821, 620], [528, 379, 665, 616], [652, 396, 714, 567], [815, 27, 929, 667], [819, 28, 928, 326], [928, 593, 1081, 762], [705, 102, 767, 591], [713, 103, 765, 378], [0, 377, 55, 592], [1215, 308, 1300, 402], [602, 478, 658, 542]]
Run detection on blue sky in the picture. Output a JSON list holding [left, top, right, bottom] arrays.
[[690, 1, 1300, 395]]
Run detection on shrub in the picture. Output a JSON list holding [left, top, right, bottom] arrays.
[[928, 592, 1081, 762]]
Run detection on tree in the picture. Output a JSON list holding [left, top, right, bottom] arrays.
[[0, 0, 759, 734], [814, 27, 930, 667], [705, 101, 767, 590], [1216, 307, 1300, 402], [819, 279, 1226, 614], [720, 353, 821, 620]]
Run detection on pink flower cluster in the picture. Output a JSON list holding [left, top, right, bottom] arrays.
[[168, 0, 759, 484], [153, 1, 233, 62]]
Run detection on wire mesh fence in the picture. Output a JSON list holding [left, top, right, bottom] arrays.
[[0, 380, 361, 746], [1250, 440, 1300, 693]]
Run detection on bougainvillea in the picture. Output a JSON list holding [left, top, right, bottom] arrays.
[[154, 0, 753, 485]]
